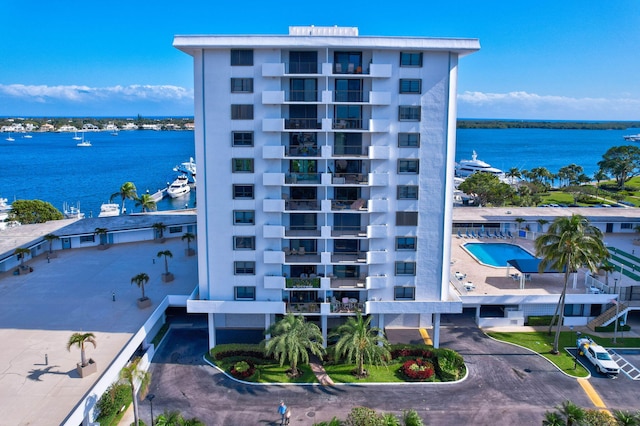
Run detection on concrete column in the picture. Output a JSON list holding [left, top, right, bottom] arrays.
[[321, 315, 328, 348], [432, 313, 441, 348], [265, 313, 272, 340], [208, 313, 216, 350]]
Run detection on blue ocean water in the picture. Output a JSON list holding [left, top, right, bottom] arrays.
[[0, 130, 196, 217], [2, 126, 638, 217]]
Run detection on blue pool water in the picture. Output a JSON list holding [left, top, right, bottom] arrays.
[[463, 243, 536, 267]]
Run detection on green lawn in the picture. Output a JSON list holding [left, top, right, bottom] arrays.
[[487, 330, 640, 378], [322, 362, 416, 383]]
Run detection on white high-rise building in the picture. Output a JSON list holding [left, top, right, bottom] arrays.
[[174, 26, 480, 349]]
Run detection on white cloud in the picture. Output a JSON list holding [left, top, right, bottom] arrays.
[[0, 83, 193, 103], [457, 91, 640, 120]]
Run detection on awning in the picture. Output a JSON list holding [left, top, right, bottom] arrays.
[[507, 258, 560, 274]]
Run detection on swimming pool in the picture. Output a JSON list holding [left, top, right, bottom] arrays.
[[463, 242, 537, 267]]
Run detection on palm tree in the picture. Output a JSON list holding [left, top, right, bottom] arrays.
[[537, 219, 549, 233], [120, 358, 147, 426], [14, 247, 30, 267], [135, 193, 157, 213], [599, 263, 615, 286], [67, 332, 96, 367], [111, 181, 138, 214], [535, 215, 608, 354], [505, 167, 521, 185], [554, 400, 585, 426], [612, 409, 640, 426], [593, 169, 608, 199], [182, 232, 196, 255], [542, 411, 565, 426], [330, 311, 391, 378], [263, 314, 325, 377], [131, 272, 150, 300], [94, 227, 108, 246], [152, 222, 167, 241], [157, 250, 173, 281], [43, 233, 59, 254]]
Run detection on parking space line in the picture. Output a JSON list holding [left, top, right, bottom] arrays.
[[419, 328, 433, 346], [577, 378, 607, 409], [608, 350, 640, 380]]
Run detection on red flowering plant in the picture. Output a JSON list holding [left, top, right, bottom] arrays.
[[400, 358, 435, 381], [230, 360, 256, 379]]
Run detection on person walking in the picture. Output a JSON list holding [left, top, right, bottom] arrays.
[[278, 401, 287, 425], [285, 407, 292, 425]]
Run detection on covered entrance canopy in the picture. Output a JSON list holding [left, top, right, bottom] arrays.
[[507, 258, 561, 289]]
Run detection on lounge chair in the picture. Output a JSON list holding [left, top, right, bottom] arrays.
[[493, 231, 500, 239], [499, 231, 506, 239], [506, 231, 513, 239], [465, 230, 472, 238], [297, 246, 306, 256], [457, 230, 464, 239]]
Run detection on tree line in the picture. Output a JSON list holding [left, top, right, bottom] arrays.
[[458, 120, 640, 130]]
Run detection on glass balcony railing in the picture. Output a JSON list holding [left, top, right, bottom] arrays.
[[285, 227, 321, 237], [331, 199, 368, 211], [331, 251, 367, 263], [285, 277, 321, 289], [331, 172, 367, 184], [286, 62, 320, 74], [285, 145, 319, 157], [284, 198, 321, 211], [334, 91, 367, 103], [287, 302, 321, 313], [331, 227, 367, 237], [285, 119, 322, 130], [287, 90, 319, 102], [285, 173, 321, 184], [333, 119, 364, 130]]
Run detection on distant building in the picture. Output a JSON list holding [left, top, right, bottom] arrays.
[[174, 26, 480, 348]]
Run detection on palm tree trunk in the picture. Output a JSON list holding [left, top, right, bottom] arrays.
[[164, 258, 169, 274], [131, 384, 140, 426], [552, 266, 571, 354], [141, 284, 145, 299], [80, 345, 87, 366]]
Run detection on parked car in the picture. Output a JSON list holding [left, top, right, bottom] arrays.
[[577, 336, 620, 375]]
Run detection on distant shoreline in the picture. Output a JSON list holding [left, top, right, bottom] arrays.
[[2, 117, 640, 131]]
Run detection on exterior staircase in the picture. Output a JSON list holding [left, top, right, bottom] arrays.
[[587, 302, 629, 331]]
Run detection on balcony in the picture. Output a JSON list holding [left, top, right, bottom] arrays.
[[262, 62, 321, 77], [285, 227, 321, 237], [285, 173, 321, 184], [333, 145, 369, 157], [331, 173, 367, 185], [284, 198, 321, 211], [283, 249, 321, 264], [331, 198, 368, 211], [330, 277, 366, 289], [332, 227, 368, 238], [287, 90, 319, 103], [286, 302, 321, 314], [286, 144, 320, 157], [331, 251, 367, 263], [285, 119, 322, 130], [285, 277, 321, 289], [333, 119, 364, 130], [330, 300, 366, 313], [333, 63, 365, 75], [334, 91, 368, 103]]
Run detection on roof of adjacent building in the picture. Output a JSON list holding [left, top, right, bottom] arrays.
[[453, 206, 640, 224]]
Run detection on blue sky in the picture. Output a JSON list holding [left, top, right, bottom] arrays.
[[2, 0, 639, 120]]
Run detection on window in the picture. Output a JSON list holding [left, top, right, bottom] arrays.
[[621, 223, 633, 229], [234, 262, 256, 275], [80, 235, 95, 243], [232, 131, 254, 147], [399, 79, 421, 94], [396, 237, 417, 251], [289, 51, 318, 74], [231, 49, 253, 66], [233, 236, 255, 250], [234, 210, 255, 225], [398, 159, 419, 174], [394, 286, 416, 300], [169, 226, 182, 234], [231, 104, 253, 120], [395, 262, 416, 276], [232, 158, 254, 173], [231, 78, 253, 93], [335, 79, 363, 102], [234, 286, 256, 300], [290, 79, 317, 101], [233, 184, 254, 199], [399, 106, 421, 121], [398, 133, 420, 147], [397, 185, 418, 200], [400, 52, 422, 67], [396, 212, 418, 226]]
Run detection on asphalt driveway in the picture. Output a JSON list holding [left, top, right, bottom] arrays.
[[141, 315, 637, 426]]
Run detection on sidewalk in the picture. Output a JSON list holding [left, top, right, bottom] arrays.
[[309, 355, 334, 386]]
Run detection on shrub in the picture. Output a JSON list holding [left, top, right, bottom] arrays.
[[230, 360, 255, 379], [434, 348, 465, 381], [400, 359, 435, 381], [96, 383, 131, 423], [389, 344, 433, 360], [210, 343, 269, 361], [402, 410, 425, 426], [345, 407, 385, 426], [526, 315, 557, 326]]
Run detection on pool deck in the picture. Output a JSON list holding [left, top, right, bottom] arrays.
[[450, 233, 638, 297]]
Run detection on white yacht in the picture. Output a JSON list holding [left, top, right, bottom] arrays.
[[6, 133, 15, 141], [623, 134, 640, 142], [63, 202, 85, 219], [76, 133, 92, 147], [173, 157, 196, 183], [166, 175, 191, 198], [455, 150, 505, 179], [98, 203, 120, 217]]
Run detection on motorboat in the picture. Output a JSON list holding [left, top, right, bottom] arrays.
[[76, 132, 92, 147], [6, 133, 15, 142], [98, 203, 120, 217], [63, 202, 85, 219], [623, 134, 640, 142], [455, 150, 504, 179], [166, 175, 191, 198], [173, 157, 196, 183]]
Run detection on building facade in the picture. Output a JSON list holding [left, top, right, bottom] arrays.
[[175, 26, 480, 349]]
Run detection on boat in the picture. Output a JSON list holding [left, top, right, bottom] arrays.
[[63, 202, 85, 219], [72, 131, 82, 141], [623, 134, 640, 142], [98, 203, 120, 217], [76, 132, 92, 147], [6, 133, 15, 142], [166, 175, 191, 198], [23, 134, 32, 139], [455, 150, 505, 179], [173, 157, 196, 183]]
